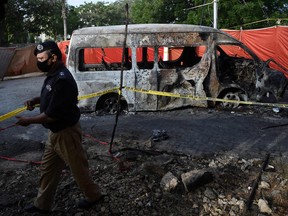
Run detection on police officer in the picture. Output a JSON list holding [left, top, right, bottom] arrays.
[[16, 41, 102, 213]]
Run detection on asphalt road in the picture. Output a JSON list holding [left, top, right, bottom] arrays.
[[1, 74, 288, 162]]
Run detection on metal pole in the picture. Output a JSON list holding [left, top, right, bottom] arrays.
[[109, 3, 129, 154], [213, 0, 218, 29], [62, 0, 67, 40]]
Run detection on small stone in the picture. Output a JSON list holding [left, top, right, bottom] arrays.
[[229, 210, 236, 216], [204, 188, 217, 200], [229, 197, 238, 205], [160, 172, 179, 191], [258, 199, 272, 214], [181, 169, 213, 192], [208, 160, 217, 168], [236, 200, 246, 211], [218, 198, 226, 206], [259, 181, 270, 190], [202, 196, 210, 203], [192, 204, 198, 208]]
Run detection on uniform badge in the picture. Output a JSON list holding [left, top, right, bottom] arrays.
[[37, 44, 44, 51], [46, 84, 52, 91]]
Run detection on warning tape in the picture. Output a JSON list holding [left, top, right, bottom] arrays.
[[1, 85, 288, 123], [124, 86, 288, 108], [0, 104, 41, 122], [78, 87, 119, 100], [0, 87, 120, 122], [0, 106, 27, 122]]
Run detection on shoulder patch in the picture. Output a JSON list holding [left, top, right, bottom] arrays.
[[58, 71, 67, 79]]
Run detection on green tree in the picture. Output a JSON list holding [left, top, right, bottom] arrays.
[[66, 5, 81, 37], [4, 0, 27, 44], [73, 0, 131, 28], [130, 0, 288, 29], [107, 0, 133, 25], [131, 0, 214, 24], [130, 0, 163, 23], [2, 0, 69, 44], [3, 0, 287, 45]]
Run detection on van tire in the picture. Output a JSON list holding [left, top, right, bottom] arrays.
[[221, 92, 241, 108], [96, 94, 128, 114], [217, 89, 248, 109]]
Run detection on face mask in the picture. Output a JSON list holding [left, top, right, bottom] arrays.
[[37, 58, 52, 72]]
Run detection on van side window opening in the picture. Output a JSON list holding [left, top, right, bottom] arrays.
[[158, 46, 205, 69], [78, 46, 207, 71], [78, 47, 132, 71], [217, 45, 256, 87], [135, 47, 156, 69]]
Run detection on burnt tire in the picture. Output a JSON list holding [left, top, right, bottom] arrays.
[[221, 92, 240, 108], [96, 94, 128, 114], [220, 91, 247, 109], [102, 96, 119, 114]]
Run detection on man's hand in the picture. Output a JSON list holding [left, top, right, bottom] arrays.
[[16, 116, 31, 127], [25, 99, 36, 111]]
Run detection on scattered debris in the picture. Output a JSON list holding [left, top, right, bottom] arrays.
[[272, 107, 280, 113], [258, 198, 272, 214], [1, 106, 288, 215], [181, 169, 214, 192], [1, 149, 288, 216], [160, 171, 179, 191], [151, 129, 169, 142]]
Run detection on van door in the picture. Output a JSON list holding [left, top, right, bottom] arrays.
[[134, 46, 158, 111], [156, 45, 213, 110]]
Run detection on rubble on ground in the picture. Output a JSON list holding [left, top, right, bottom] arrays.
[[1, 137, 287, 216]]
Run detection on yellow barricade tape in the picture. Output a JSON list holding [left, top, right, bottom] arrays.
[[1, 85, 288, 123], [77, 87, 119, 100], [124, 86, 288, 108], [0, 88, 120, 123], [0, 106, 27, 122]]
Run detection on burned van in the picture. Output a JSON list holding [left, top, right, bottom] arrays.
[[67, 24, 287, 113]]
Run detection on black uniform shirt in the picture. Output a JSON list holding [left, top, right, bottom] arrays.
[[40, 64, 80, 133]]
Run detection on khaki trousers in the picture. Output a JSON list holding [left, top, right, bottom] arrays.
[[34, 122, 101, 210]]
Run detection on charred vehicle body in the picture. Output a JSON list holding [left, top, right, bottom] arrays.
[[67, 24, 288, 113]]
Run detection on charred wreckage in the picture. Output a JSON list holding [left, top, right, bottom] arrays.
[[66, 24, 288, 113]]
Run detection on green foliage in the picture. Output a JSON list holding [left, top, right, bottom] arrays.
[[130, 0, 194, 24], [4, 0, 27, 43], [1, 0, 287, 44], [130, 0, 288, 29], [3, 0, 63, 44], [66, 5, 81, 37]]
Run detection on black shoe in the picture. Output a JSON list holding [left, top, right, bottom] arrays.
[[77, 193, 107, 209], [77, 199, 97, 209], [24, 204, 50, 214]]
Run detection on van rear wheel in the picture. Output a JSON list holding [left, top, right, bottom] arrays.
[[96, 94, 128, 114], [102, 96, 119, 114]]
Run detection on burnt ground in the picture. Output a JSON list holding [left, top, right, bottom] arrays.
[[1, 75, 288, 215]]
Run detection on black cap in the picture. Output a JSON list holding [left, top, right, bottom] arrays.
[[34, 40, 62, 60]]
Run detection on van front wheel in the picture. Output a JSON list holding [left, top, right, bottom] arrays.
[[219, 91, 247, 109], [221, 92, 241, 108]]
